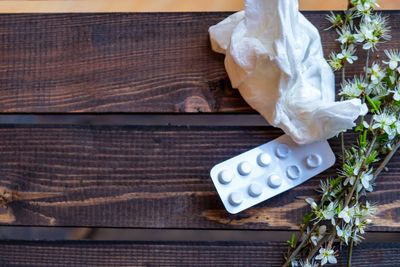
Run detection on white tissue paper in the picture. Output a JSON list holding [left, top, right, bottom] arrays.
[[209, 0, 367, 144]]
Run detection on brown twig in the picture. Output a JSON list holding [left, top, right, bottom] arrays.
[[347, 238, 354, 267], [373, 140, 400, 179], [283, 224, 318, 267]]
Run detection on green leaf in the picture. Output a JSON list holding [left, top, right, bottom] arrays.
[[303, 212, 314, 225], [355, 124, 364, 133], [365, 95, 381, 113], [331, 177, 343, 188], [359, 130, 368, 148], [377, 134, 389, 144], [365, 150, 379, 165], [287, 233, 297, 248], [337, 202, 343, 213]]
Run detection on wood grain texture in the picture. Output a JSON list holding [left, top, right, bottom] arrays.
[[0, 12, 399, 113], [0, 241, 399, 267], [0, 125, 398, 230]]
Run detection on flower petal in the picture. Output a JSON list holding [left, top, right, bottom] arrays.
[[328, 256, 337, 264], [389, 60, 398, 70]]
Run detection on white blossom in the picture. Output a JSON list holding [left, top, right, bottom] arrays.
[[363, 202, 377, 217], [384, 49, 400, 70], [351, 0, 379, 14], [357, 222, 368, 235], [369, 82, 388, 96], [337, 45, 358, 64], [306, 198, 318, 210], [319, 180, 330, 195], [344, 175, 356, 186], [326, 12, 343, 29], [355, 23, 378, 49], [391, 86, 400, 101], [328, 52, 343, 71], [367, 63, 385, 84], [355, 15, 390, 50], [315, 248, 337, 265], [340, 76, 368, 99], [396, 121, 400, 135], [336, 224, 352, 245], [322, 202, 337, 224], [360, 171, 374, 192], [353, 202, 376, 231], [372, 113, 397, 139], [338, 206, 355, 223], [337, 27, 355, 44], [340, 81, 363, 98], [368, 14, 391, 41]]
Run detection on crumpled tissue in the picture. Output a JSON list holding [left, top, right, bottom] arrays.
[[209, 0, 367, 144]]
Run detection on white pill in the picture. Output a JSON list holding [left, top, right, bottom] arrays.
[[248, 183, 263, 197], [306, 154, 322, 168], [228, 192, 244, 206], [218, 169, 234, 185], [257, 153, 272, 167], [238, 161, 253, 176], [268, 174, 282, 188], [276, 144, 290, 159], [287, 165, 301, 180]]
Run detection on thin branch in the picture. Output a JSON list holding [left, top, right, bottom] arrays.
[[283, 224, 318, 267], [345, 135, 377, 207], [306, 229, 336, 262], [374, 140, 400, 179], [365, 49, 371, 75], [341, 66, 346, 165], [306, 233, 331, 261], [347, 238, 354, 267]]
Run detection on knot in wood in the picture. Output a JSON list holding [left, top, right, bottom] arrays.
[[0, 187, 14, 207], [180, 96, 211, 112]]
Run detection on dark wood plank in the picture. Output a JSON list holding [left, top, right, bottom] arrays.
[[0, 241, 398, 267], [0, 125, 398, 230], [0, 12, 399, 113]]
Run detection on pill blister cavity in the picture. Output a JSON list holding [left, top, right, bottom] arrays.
[[229, 192, 244, 206], [238, 161, 253, 176], [287, 165, 301, 180], [218, 169, 234, 184], [306, 154, 322, 168], [257, 153, 272, 167], [248, 183, 263, 197], [268, 174, 282, 188], [276, 144, 290, 159]]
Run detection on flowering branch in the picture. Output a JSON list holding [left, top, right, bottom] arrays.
[[283, 1, 400, 266]]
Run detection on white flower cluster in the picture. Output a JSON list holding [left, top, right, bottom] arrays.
[[372, 113, 400, 140], [339, 48, 400, 142], [327, 0, 391, 71], [315, 248, 337, 265], [301, 197, 376, 265], [384, 49, 400, 70], [287, 2, 400, 266], [351, 0, 379, 15]]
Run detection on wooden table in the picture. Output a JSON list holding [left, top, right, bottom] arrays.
[[0, 12, 399, 266]]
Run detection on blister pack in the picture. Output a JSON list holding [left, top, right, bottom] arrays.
[[210, 135, 336, 214]]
